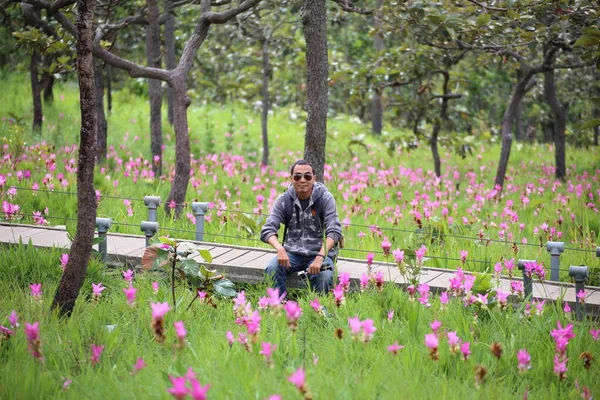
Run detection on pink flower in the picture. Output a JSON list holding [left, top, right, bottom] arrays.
[[92, 282, 106, 299], [430, 320, 442, 332], [8, 310, 19, 328], [553, 355, 568, 379], [387, 309, 394, 322], [265, 287, 284, 308], [387, 341, 404, 355], [460, 342, 471, 360], [348, 317, 362, 338], [90, 344, 104, 365], [563, 302, 572, 314], [576, 290, 586, 303], [62, 378, 72, 390], [189, 378, 210, 400], [517, 349, 531, 372], [283, 301, 302, 330], [392, 248, 405, 264], [123, 285, 137, 305], [338, 272, 350, 291], [333, 284, 345, 306], [310, 298, 322, 314], [24, 322, 43, 361], [123, 269, 134, 282], [167, 376, 189, 399], [30, 283, 42, 299], [380, 237, 391, 256], [174, 321, 187, 340], [226, 331, 235, 346], [366, 252, 375, 266], [439, 291, 449, 305], [287, 368, 306, 390], [459, 250, 468, 264], [152, 282, 159, 294], [151, 302, 171, 320], [59, 253, 69, 269], [447, 331, 460, 351], [496, 290, 510, 308], [425, 333, 438, 349], [259, 342, 277, 365], [0, 325, 14, 338], [590, 328, 600, 341], [415, 245, 427, 262], [131, 358, 147, 375], [361, 319, 377, 343], [359, 273, 370, 290]]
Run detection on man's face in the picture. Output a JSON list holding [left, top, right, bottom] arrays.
[[291, 164, 314, 199]]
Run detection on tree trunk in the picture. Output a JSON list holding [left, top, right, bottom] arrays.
[[544, 65, 566, 181], [430, 71, 454, 178], [30, 50, 43, 132], [302, 0, 328, 182], [51, 0, 98, 318], [494, 70, 535, 190], [94, 60, 107, 162], [165, 0, 176, 125], [371, 0, 384, 135], [147, 0, 163, 177], [514, 69, 523, 141], [42, 56, 55, 103], [261, 38, 270, 166], [106, 65, 112, 113], [165, 76, 191, 217]]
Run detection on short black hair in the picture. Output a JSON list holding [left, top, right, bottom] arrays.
[[290, 159, 314, 175]]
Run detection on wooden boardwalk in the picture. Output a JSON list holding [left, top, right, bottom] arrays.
[[1, 222, 599, 315]]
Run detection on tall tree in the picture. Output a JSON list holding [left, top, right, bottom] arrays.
[[51, 0, 98, 317], [29, 0, 262, 217], [146, 0, 162, 176], [302, 0, 328, 181], [164, 0, 176, 125], [544, 50, 567, 181], [370, 0, 384, 135]]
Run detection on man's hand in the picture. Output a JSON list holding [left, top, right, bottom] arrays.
[[277, 247, 291, 269], [308, 256, 323, 275]]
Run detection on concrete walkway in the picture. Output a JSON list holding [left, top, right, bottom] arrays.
[[1, 223, 598, 315]]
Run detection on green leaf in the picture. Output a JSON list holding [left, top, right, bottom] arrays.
[[573, 35, 600, 48], [159, 236, 177, 246], [582, 26, 600, 37], [579, 119, 600, 130], [180, 259, 200, 277], [213, 280, 237, 297], [507, 10, 519, 19], [200, 265, 217, 279], [476, 13, 491, 26], [92, 236, 106, 246], [472, 272, 493, 294], [198, 249, 212, 263]]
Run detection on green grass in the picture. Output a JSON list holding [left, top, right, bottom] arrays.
[[0, 246, 598, 399]]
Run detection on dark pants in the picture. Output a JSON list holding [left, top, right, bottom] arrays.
[[265, 253, 333, 297]]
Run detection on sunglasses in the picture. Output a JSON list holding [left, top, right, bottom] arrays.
[[292, 173, 314, 182]]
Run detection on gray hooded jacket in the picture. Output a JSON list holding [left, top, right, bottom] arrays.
[[260, 182, 342, 257]]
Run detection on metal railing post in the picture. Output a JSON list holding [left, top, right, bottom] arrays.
[[140, 221, 159, 247], [546, 241, 565, 282], [144, 196, 161, 222], [191, 202, 209, 241], [517, 259, 536, 299], [569, 265, 589, 321], [95, 217, 112, 262]]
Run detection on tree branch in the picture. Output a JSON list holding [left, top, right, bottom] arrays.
[[205, 0, 261, 24], [331, 0, 372, 15]]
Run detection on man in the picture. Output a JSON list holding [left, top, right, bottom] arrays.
[[260, 160, 342, 297]]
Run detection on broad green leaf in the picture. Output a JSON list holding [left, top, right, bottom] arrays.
[[573, 35, 599, 48], [213, 280, 237, 297], [198, 249, 212, 263], [141, 246, 170, 270], [579, 119, 600, 130], [581, 26, 600, 37], [180, 259, 200, 276]]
